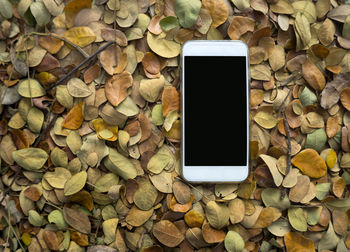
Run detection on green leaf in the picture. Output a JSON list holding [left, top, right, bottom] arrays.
[[48, 210, 68, 230], [300, 86, 317, 106], [28, 210, 43, 227], [152, 104, 164, 126], [224, 231, 245, 252], [305, 207, 322, 225], [343, 14, 350, 40], [324, 198, 350, 212], [30, 2, 51, 26], [0, 0, 13, 19], [305, 128, 327, 152], [147, 32, 181, 58], [104, 147, 137, 180], [160, 16, 180, 31], [64, 171, 87, 196], [318, 222, 340, 251], [231, 0, 250, 10], [18, 78, 46, 98], [12, 148, 48, 171], [261, 188, 291, 211], [288, 207, 307, 232], [316, 182, 331, 200], [174, 0, 201, 28]]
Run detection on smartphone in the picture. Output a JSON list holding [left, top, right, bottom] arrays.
[[181, 41, 250, 183]]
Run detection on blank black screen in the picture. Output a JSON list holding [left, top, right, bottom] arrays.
[[184, 56, 247, 166]]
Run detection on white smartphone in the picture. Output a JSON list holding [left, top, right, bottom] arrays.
[[181, 40, 250, 183]]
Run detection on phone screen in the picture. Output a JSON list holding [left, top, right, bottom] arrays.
[[184, 56, 247, 166]]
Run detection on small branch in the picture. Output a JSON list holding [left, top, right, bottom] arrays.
[[281, 111, 292, 199], [46, 41, 113, 91], [26, 32, 89, 58]]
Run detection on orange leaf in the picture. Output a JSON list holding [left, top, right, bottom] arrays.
[[64, 0, 92, 28], [70, 231, 89, 246], [184, 210, 205, 228], [202, 221, 226, 243], [302, 58, 326, 91], [167, 194, 193, 213], [23, 186, 42, 201], [38, 36, 64, 54], [284, 232, 315, 252], [202, 0, 229, 28], [84, 64, 101, 83], [62, 102, 84, 130], [138, 112, 151, 143], [228, 16, 255, 40], [162, 86, 180, 117], [105, 71, 133, 106], [326, 116, 339, 138], [332, 177, 345, 198], [291, 149, 327, 178]]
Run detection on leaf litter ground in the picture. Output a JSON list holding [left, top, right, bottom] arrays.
[[1, 0, 350, 251]]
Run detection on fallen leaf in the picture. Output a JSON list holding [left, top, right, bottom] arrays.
[[291, 149, 327, 178], [202, 0, 228, 28], [152, 220, 184, 247], [62, 102, 84, 130], [63, 26, 96, 47], [174, 0, 201, 28], [227, 16, 255, 40], [162, 86, 180, 117], [105, 71, 133, 106], [12, 147, 48, 171], [63, 206, 91, 234], [302, 58, 326, 91], [64, 0, 91, 28], [284, 232, 315, 252]]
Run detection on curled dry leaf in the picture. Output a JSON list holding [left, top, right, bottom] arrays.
[[302, 58, 326, 91], [228, 16, 255, 40]]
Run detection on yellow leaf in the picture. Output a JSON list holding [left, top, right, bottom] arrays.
[[92, 118, 118, 141], [291, 149, 327, 178], [64, 0, 92, 28], [202, 0, 229, 28], [284, 232, 315, 252], [63, 26, 96, 47], [326, 149, 337, 168]]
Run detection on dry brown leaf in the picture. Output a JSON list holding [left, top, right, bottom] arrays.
[[162, 86, 180, 117], [105, 71, 133, 106], [152, 220, 184, 247], [340, 87, 350, 110], [38, 36, 64, 54], [302, 58, 326, 91], [228, 16, 255, 40], [326, 116, 338, 138]]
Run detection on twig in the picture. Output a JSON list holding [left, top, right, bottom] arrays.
[[281, 111, 291, 199], [0, 171, 20, 205], [3, 205, 25, 251], [46, 41, 113, 91], [26, 32, 89, 58]]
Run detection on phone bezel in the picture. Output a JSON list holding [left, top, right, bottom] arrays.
[[181, 40, 250, 183]]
